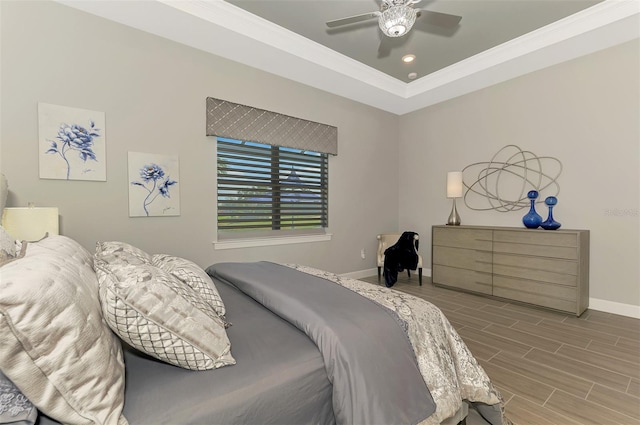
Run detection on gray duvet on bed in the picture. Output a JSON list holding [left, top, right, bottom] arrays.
[[208, 261, 436, 425], [37, 278, 334, 425]]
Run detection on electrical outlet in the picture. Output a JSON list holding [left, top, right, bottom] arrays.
[[360, 248, 366, 259]]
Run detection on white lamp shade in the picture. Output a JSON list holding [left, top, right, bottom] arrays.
[[446, 172, 463, 198], [1, 207, 59, 241]]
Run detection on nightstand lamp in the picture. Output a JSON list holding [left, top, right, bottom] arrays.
[[446, 171, 463, 226], [1, 206, 59, 241]]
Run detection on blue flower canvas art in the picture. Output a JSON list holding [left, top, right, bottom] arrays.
[[38, 103, 106, 181], [128, 152, 180, 217]]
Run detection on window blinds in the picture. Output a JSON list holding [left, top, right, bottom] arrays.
[[217, 138, 328, 233]]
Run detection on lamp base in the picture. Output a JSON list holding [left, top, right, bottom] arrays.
[[447, 199, 461, 226]]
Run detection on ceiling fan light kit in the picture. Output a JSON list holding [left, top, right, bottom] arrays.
[[379, 6, 417, 37], [326, 0, 462, 43]]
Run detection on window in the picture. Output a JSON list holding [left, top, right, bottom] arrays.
[[217, 137, 328, 239]]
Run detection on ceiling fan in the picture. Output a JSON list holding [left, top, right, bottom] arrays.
[[326, 0, 462, 38]]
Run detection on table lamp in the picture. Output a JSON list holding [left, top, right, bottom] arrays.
[[1, 206, 59, 241], [446, 171, 463, 226]]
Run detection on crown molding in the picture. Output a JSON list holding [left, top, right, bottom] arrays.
[[162, 0, 406, 93], [408, 0, 640, 96], [398, 0, 640, 113], [55, 0, 639, 115]]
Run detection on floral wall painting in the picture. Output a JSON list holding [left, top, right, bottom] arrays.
[[128, 152, 180, 217], [38, 103, 106, 181]]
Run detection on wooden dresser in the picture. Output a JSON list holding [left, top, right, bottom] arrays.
[[432, 225, 590, 316]]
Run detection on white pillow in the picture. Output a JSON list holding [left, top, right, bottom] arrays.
[[0, 236, 127, 425], [95, 260, 235, 371], [152, 254, 226, 320]]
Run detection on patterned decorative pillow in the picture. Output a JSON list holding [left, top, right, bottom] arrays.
[[0, 370, 38, 425], [152, 254, 226, 319], [95, 240, 152, 266], [0, 236, 127, 425], [95, 260, 235, 371], [0, 225, 16, 265], [0, 241, 27, 269], [0, 173, 7, 216]]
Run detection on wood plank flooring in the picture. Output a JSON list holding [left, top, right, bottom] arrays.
[[360, 274, 640, 425]]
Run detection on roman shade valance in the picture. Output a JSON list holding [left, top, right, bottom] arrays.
[[206, 97, 337, 156]]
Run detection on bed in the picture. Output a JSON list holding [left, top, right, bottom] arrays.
[[0, 232, 508, 425]]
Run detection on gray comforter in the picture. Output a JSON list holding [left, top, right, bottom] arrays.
[[209, 261, 436, 425], [285, 264, 507, 425], [38, 276, 335, 425]]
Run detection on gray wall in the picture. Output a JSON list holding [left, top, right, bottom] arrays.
[[2, 1, 638, 311], [398, 40, 640, 308], [0, 0, 399, 272]]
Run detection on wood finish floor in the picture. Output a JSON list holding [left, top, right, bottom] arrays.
[[360, 274, 640, 425]]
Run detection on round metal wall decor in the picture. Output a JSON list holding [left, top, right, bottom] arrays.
[[462, 145, 562, 213]]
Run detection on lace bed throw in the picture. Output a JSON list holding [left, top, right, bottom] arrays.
[[284, 264, 510, 425], [0, 371, 37, 425]]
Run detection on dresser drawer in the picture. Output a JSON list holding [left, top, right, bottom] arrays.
[[493, 241, 578, 260], [433, 227, 492, 251], [493, 276, 577, 313], [493, 254, 577, 286], [433, 265, 492, 295], [433, 246, 492, 273], [493, 230, 578, 260], [493, 230, 578, 247]]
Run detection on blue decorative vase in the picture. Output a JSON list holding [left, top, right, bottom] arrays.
[[541, 196, 561, 230], [522, 190, 543, 229]]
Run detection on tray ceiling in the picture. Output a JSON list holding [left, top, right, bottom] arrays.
[[55, 0, 639, 114]]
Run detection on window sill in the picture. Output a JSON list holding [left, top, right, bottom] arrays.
[[213, 233, 333, 250]]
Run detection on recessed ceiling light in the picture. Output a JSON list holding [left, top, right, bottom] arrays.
[[402, 54, 416, 63], [408, 72, 418, 80]]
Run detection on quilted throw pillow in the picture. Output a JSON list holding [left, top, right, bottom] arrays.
[[152, 254, 226, 319], [0, 236, 127, 425], [95, 240, 152, 266], [95, 260, 235, 371]]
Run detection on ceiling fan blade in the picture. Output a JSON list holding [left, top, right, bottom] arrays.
[[377, 36, 392, 58], [416, 10, 462, 28], [377, 33, 407, 59], [326, 11, 380, 28]]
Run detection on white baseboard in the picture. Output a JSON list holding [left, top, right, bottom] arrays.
[[340, 268, 433, 280], [340, 268, 378, 280], [588, 298, 640, 319], [342, 269, 640, 320]]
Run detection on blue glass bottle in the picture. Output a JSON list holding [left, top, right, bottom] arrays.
[[522, 190, 542, 229], [541, 196, 561, 230]]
